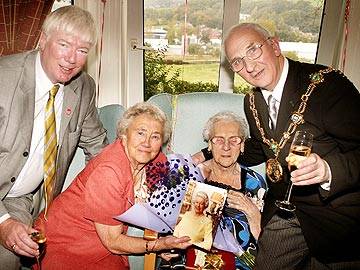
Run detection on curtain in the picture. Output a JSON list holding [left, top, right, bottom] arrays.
[[0, 0, 55, 56]]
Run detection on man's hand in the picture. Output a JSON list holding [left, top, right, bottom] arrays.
[[290, 153, 330, 186], [0, 218, 39, 257]]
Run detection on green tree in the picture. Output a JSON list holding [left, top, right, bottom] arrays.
[[200, 29, 211, 45], [144, 48, 181, 100], [144, 48, 221, 100], [188, 44, 204, 55], [145, 0, 324, 42], [165, 21, 179, 44]]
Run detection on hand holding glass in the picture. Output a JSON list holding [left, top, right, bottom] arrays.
[[31, 218, 47, 270], [275, 130, 313, 212]]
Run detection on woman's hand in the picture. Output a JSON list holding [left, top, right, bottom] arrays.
[[191, 151, 206, 165], [95, 221, 191, 255], [227, 190, 260, 214], [153, 235, 192, 252], [159, 252, 180, 261], [227, 190, 261, 240]]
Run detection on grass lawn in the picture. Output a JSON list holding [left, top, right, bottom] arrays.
[[170, 63, 220, 84], [168, 62, 251, 89]]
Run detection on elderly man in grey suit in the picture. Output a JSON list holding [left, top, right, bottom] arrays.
[[0, 6, 108, 269]]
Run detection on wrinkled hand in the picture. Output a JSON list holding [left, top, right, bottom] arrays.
[[289, 153, 330, 186], [159, 252, 180, 261], [156, 235, 192, 252], [226, 190, 261, 239], [227, 190, 260, 214], [191, 151, 205, 165], [0, 218, 39, 257]]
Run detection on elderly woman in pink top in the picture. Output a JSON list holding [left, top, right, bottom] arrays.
[[33, 102, 191, 270]]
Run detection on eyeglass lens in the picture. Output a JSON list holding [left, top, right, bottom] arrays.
[[230, 37, 270, 72], [211, 136, 242, 146]]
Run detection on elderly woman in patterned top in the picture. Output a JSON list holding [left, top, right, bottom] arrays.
[[191, 111, 267, 270]]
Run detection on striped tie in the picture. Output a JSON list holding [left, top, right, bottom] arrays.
[[44, 85, 59, 219]]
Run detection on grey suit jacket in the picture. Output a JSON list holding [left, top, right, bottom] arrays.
[[0, 50, 108, 217]]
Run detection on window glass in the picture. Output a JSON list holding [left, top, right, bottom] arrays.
[[52, 0, 72, 11], [144, 0, 224, 100], [234, 0, 325, 91], [144, 0, 325, 99]]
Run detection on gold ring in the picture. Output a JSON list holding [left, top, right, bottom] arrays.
[[11, 244, 16, 250]]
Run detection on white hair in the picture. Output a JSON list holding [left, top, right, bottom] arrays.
[[202, 111, 249, 142], [42, 6, 97, 46], [117, 102, 171, 143]]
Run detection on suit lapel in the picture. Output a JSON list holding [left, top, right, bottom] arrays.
[[19, 52, 37, 147], [253, 90, 275, 136], [58, 81, 79, 146]]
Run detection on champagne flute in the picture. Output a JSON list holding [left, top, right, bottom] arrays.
[[275, 130, 313, 212], [31, 216, 47, 270]]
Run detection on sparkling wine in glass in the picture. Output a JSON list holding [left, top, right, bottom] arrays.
[[275, 130, 313, 212], [31, 217, 47, 270], [30, 231, 47, 254]]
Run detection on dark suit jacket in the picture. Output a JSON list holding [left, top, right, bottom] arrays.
[[0, 50, 108, 218], [242, 59, 360, 263]]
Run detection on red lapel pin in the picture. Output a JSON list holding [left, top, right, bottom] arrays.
[[65, 108, 72, 116]]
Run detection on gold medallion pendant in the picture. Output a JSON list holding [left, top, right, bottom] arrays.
[[266, 158, 283, 183]]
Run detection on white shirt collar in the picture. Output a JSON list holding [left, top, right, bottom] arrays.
[[261, 58, 289, 105]]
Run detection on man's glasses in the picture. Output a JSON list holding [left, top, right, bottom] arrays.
[[229, 37, 271, 72], [210, 136, 242, 147]]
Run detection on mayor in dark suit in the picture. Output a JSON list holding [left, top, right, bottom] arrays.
[[0, 6, 107, 269], [223, 23, 360, 269]]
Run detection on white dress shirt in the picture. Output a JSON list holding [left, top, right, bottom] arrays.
[[261, 58, 289, 112], [1, 53, 64, 223]]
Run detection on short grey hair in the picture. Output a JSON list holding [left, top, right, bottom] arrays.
[[202, 111, 249, 142], [224, 23, 272, 59], [225, 23, 271, 43], [194, 191, 209, 208], [117, 102, 171, 143], [42, 6, 97, 47]]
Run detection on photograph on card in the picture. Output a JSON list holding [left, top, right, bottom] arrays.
[[173, 180, 227, 251]]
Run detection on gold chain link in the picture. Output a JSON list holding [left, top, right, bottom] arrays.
[[249, 67, 333, 158]]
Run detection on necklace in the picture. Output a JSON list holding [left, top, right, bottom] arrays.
[[249, 67, 333, 183]]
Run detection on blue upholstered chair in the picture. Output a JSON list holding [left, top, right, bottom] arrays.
[[148, 92, 265, 178], [33, 104, 125, 213], [62, 104, 125, 191]]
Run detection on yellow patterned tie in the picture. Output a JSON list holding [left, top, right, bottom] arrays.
[[44, 85, 59, 219]]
